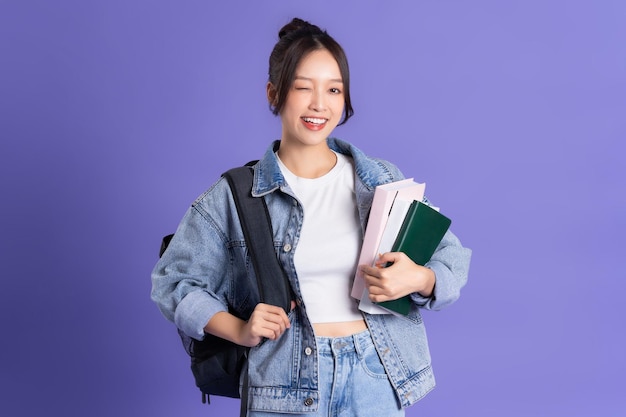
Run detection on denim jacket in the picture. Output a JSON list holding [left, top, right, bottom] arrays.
[[151, 138, 471, 412]]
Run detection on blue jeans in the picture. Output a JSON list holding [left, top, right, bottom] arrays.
[[248, 329, 405, 416]]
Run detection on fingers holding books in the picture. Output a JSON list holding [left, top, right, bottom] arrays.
[[360, 252, 436, 302]]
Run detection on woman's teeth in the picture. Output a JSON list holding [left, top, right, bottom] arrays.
[[302, 117, 326, 125]]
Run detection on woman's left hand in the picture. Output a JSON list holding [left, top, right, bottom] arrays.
[[359, 252, 436, 302]]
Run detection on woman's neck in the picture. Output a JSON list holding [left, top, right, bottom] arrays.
[[277, 142, 337, 179]]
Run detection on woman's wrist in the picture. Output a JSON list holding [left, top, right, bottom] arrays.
[[417, 267, 436, 297]]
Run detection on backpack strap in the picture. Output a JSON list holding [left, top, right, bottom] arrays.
[[222, 165, 292, 313], [222, 164, 293, 417]]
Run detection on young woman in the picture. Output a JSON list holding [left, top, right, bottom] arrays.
[[152, 18, 471, 416]]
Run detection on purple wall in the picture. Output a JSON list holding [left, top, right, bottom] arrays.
[[1, 1, 624, 415]]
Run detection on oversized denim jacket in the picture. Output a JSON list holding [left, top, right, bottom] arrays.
[[151, 138, 472, 412]]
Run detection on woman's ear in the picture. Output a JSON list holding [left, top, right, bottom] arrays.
[[266, 82, 278, 107]]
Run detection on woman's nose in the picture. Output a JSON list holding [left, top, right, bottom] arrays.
[[309, 89, 326, 112]]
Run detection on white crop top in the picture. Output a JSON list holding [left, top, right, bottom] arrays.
[[277, 152, 364, 323]]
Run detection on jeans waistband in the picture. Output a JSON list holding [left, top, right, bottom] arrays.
[[316, 329, 373, 356]]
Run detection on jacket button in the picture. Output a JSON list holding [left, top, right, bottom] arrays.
[[304, 398, 314, 406], [283, 243, 292, 252], [304, 347, 313, 356]]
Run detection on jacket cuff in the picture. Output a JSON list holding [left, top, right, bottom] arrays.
[[174, 290, 227, 340]]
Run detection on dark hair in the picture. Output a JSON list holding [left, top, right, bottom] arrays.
[[268, 18, 354, 125]]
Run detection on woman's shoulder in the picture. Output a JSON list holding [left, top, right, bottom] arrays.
[[190, 175, 233, 220]]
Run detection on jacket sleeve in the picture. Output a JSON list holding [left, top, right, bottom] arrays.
[[150, 185, 233, 340], [411, 228, 472, 310]]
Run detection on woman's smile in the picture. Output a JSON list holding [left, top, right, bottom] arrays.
[[301, 116, 328, 130]]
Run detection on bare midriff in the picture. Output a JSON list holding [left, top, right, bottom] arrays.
[[313, 319, 368, 337]]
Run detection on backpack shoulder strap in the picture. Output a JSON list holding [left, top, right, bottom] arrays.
[[222, 164, 292, 314], [223, 163, 292, 417]]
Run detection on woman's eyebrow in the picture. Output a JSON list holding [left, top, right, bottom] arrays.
[[295, 75, 343, 83]]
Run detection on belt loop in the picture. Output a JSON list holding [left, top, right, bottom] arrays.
[[353, 329, 368, 357]]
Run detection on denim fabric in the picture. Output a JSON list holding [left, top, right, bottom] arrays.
[[151, 137, 472, 412], [248, 330, 404, 417]]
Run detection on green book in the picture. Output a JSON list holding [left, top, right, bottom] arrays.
[[376, 200, 452, 315]]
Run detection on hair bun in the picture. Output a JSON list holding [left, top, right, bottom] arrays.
[[278, 18, 319, 39]]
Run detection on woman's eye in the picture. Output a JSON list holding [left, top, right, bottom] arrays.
[[330, 88, 342, 94]]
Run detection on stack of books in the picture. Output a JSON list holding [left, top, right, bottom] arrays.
[[351, 179, 451, 316]]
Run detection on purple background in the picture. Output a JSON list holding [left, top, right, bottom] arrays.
[[1, 1, 624, 416]]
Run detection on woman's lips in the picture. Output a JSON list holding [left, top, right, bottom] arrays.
[[301, 116, 328, 131]]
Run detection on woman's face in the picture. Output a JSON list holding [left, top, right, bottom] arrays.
[[278, 49, 345, 149]]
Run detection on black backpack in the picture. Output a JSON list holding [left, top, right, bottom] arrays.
[[159, 164, 292, 412]]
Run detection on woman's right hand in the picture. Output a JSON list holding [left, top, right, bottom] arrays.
[[238, 302, 293, 347]]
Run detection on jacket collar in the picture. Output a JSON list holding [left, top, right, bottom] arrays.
[[252, 138, 396, 197]]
